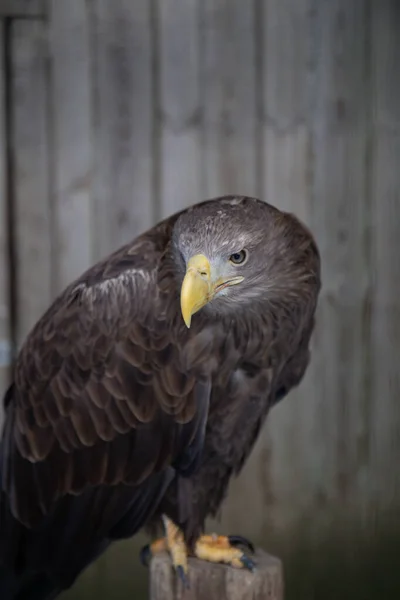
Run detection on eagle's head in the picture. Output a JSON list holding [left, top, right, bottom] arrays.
[[171, 196, 320, 327]]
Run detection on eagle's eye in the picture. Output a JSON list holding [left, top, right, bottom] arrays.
[[229, 249, 248, 265]]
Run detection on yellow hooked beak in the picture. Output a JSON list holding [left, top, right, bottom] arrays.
[[180, 254, 244, 328]]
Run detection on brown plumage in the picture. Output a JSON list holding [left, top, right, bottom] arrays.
[[0, 196, 320, 598]]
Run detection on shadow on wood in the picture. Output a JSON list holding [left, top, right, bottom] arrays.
[[149, 549, 283, 600]]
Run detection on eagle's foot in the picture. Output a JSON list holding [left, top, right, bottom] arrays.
[[140, 519, 255, 583], [140, 515, 189, 587], [194, 533, 256, 571]]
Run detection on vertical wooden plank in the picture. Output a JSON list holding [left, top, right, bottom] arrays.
[[158, 0, 201, 216], [201, 0, 258, 198], [0, 22, 11, 413], [11, 20, 52, 347], [0, 0, 45, 18], [221, 0, 372, 543], [49, 0, 93, 292], [219, 0, 314, 538], [301, 0, 371, 513], [259, 0, 314, 531], [93, 0, 154, 259], [370, 0, 400, 508], [262, 0, 311, 222]]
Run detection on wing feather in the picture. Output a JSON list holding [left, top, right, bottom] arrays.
[[1, 225, 211, 532]]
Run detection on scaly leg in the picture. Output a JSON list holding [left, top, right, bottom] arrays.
[[140, 515, 255, 585], [141, 515, 189, 585]]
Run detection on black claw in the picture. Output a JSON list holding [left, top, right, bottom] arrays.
[[176, 565, 190, 589], [240, 554, 257, 573], [228, 535, 255, 554], [139, 544, 152, 567]]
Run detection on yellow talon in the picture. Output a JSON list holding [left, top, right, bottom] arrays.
[[194, 534, 254, 569], [140, 519, 255, 580], [162, 515, 188, 582]]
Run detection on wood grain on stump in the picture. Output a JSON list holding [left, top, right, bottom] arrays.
[[149, 549, 283, 600]]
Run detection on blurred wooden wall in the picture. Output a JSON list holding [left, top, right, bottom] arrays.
[[0, 1, 399, 599]]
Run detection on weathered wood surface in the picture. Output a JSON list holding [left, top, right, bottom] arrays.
[[0, 0, 45, 17], [262, 0, 310, 222], [150, 550, 283, 600], [0, 21, 11, 410], [369, 0, 400, 508], [159, 0, 202, 217], [220, 0, 391, 535], [49, 0, 94, 293], [202, 0, 259, 199], [308, 0, 372, 512], [93, 0, 155, 258], [258, 0, 315, 527], [10, 20, 52, 349]]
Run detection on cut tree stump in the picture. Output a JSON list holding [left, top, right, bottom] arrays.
[[149, 549, 283, 600]]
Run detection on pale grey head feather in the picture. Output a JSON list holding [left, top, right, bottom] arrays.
[[171, 196, 315, 317]]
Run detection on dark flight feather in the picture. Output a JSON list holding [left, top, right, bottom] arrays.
[[0, 196, 320, 599]]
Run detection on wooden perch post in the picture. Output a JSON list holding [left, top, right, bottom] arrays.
[[149, 549, 283, 600]]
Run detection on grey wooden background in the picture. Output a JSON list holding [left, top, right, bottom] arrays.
[[0, 1, 399, 599]]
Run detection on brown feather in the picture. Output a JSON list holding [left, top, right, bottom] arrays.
[[0, 195, 320, 595]]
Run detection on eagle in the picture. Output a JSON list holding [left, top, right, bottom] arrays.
[[0, 196, 320, 599]]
